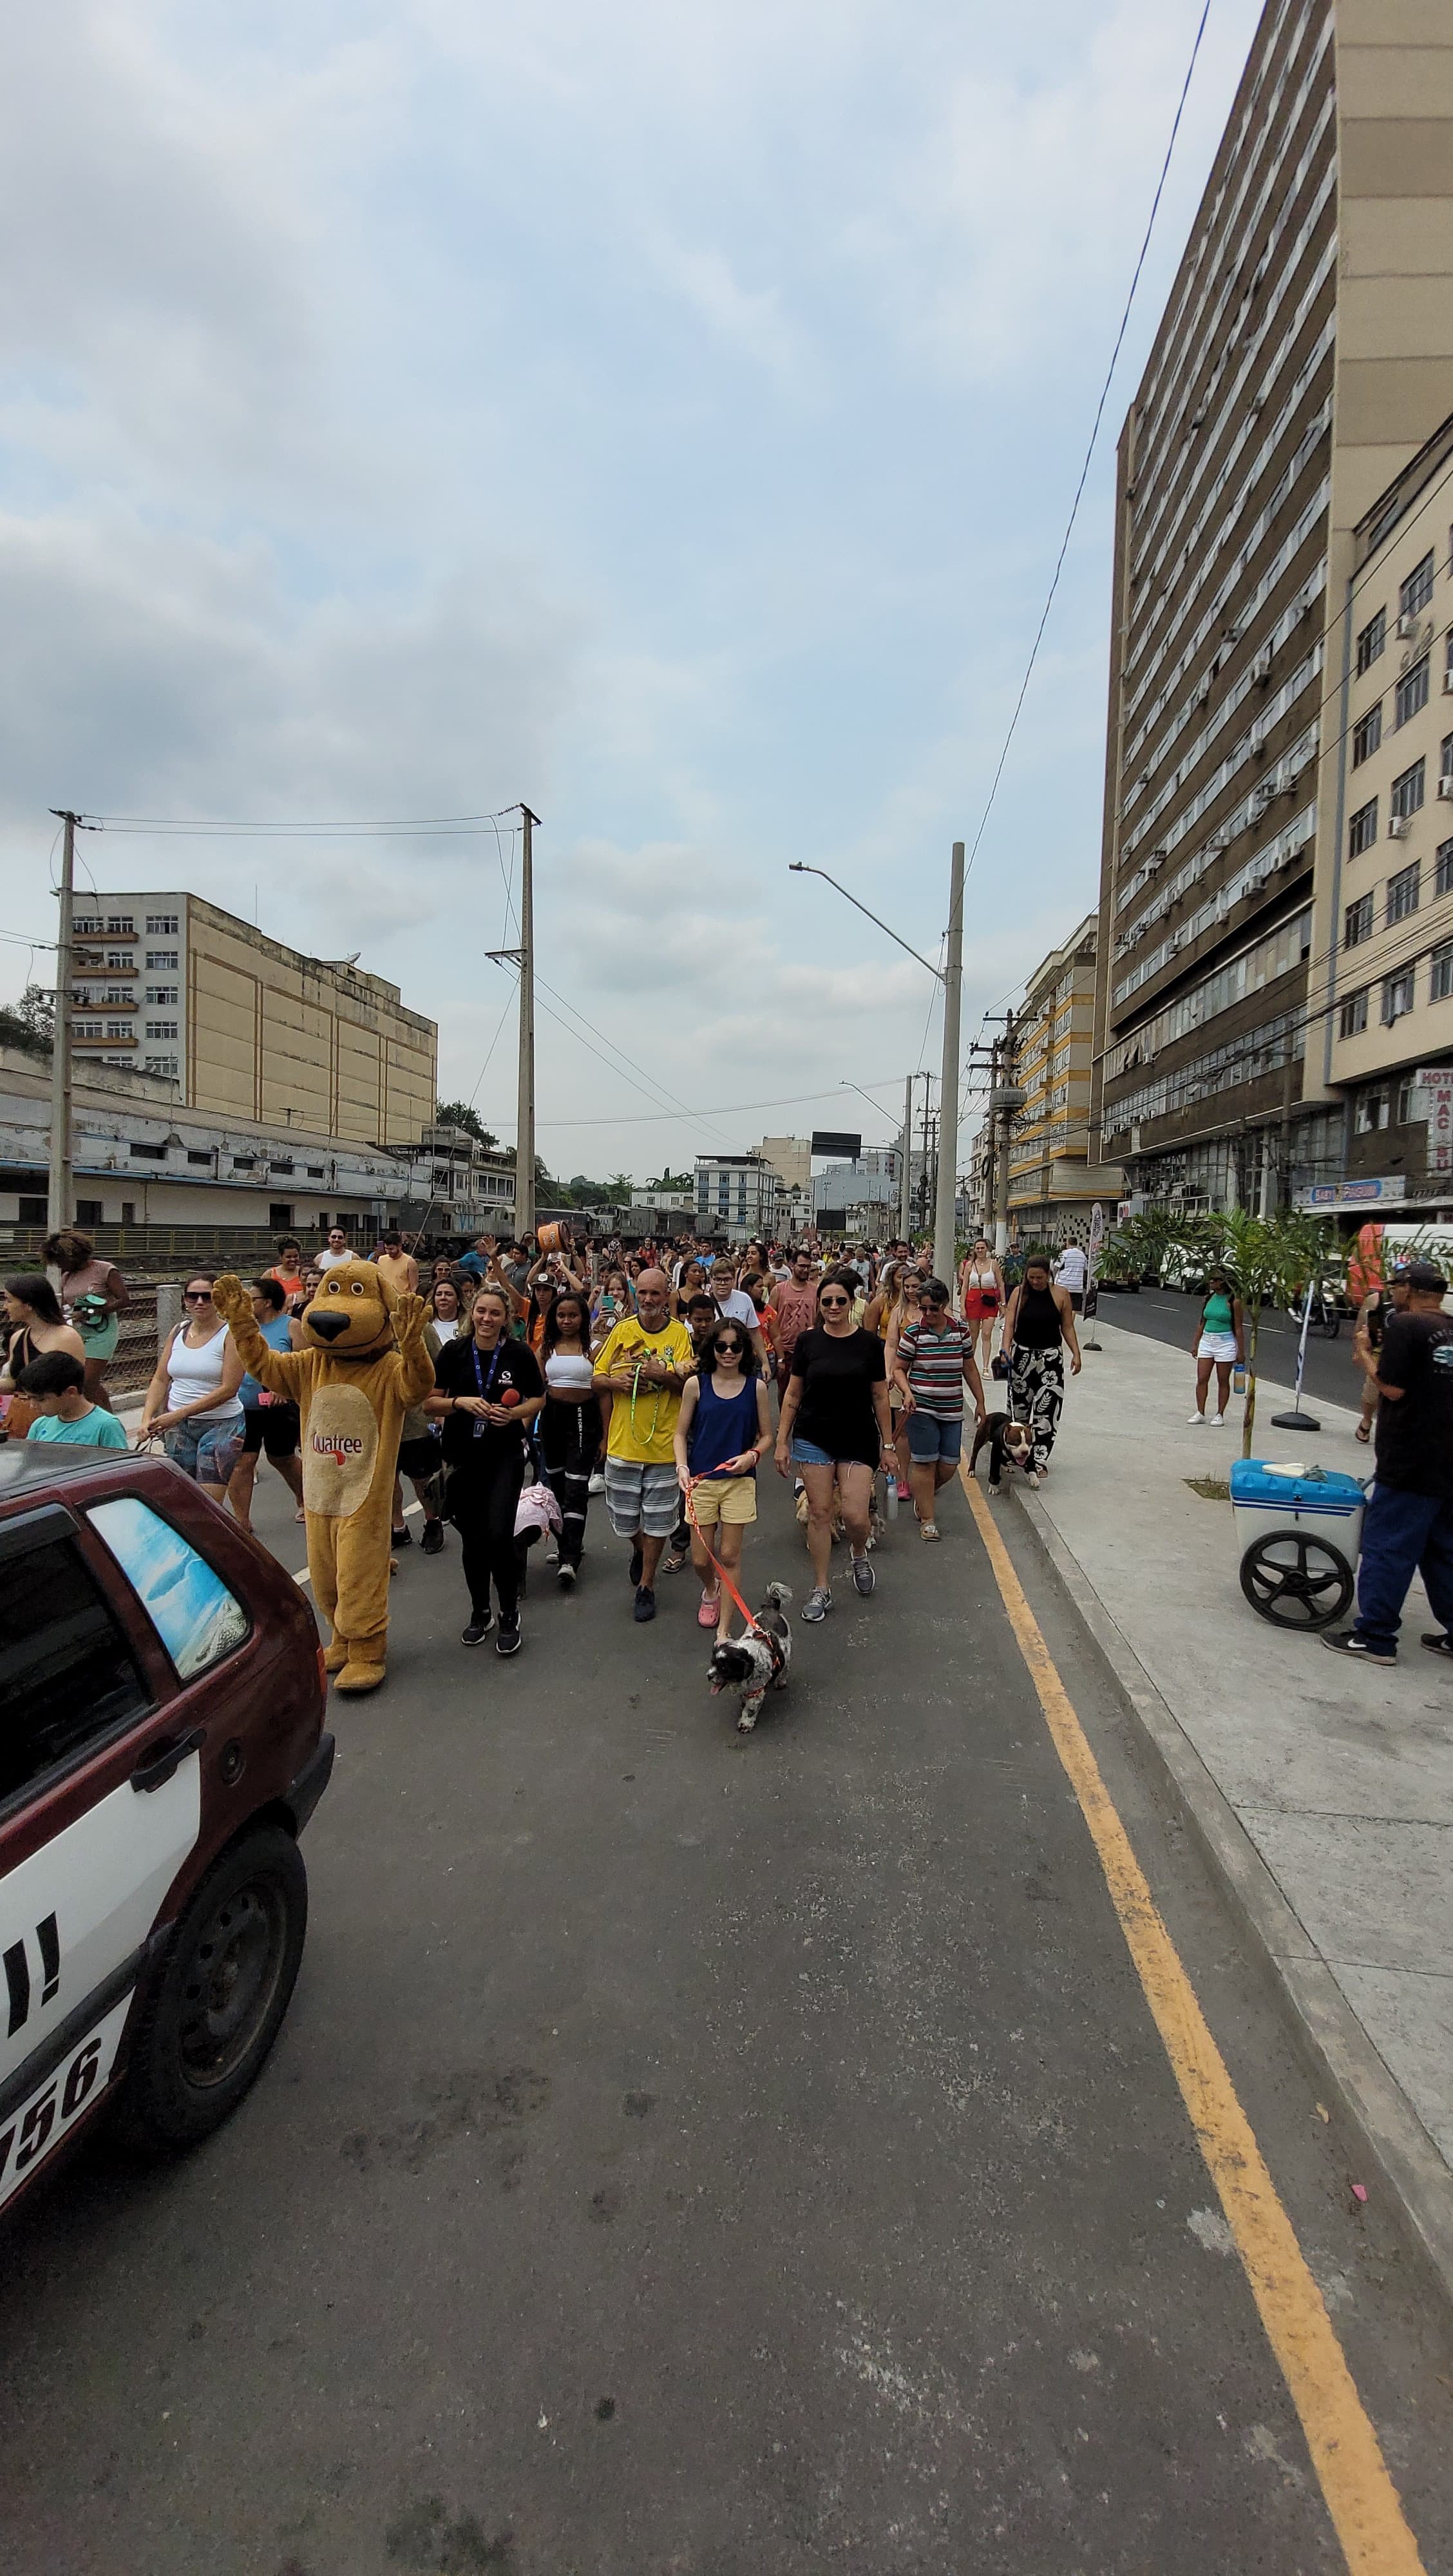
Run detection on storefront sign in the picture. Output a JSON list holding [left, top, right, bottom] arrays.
[[1416, 1067, 1453, 1175], [1298, 1177, 1408, 1210]]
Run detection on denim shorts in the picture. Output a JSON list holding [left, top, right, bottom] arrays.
[[789, 1436, 836, 1468], [906, 1410, 963, 1464], [166, 1415, 244, 1486]]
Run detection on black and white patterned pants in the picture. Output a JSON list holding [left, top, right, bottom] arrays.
[[1009, 1345, 1064, 1471], [540, 1397, 598, 1570]]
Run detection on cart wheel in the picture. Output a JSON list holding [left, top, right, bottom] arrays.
[[1239, 1532, 1353, 1630]]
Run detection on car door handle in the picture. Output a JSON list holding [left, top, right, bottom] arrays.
[[130, 1727, 206, 1794]]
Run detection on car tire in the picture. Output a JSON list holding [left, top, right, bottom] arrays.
[[111, 1826, 308, 2155]]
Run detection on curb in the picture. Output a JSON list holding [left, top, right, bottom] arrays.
[[1011, 1481, 1453, 2317]]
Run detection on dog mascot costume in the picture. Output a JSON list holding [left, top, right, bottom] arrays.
[[212, 1264, 433, 1693]]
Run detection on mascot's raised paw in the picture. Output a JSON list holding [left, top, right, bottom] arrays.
[[390, 1291, 426, 1345], [211, 1273, 251, 1327]]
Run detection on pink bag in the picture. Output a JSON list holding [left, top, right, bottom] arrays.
[[514, 1480, 562, 1540]]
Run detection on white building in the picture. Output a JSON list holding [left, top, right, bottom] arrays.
[[694, 1151, 788, 1244]]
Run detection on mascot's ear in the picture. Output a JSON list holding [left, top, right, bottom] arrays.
[[375, 1267, 400, 1313]]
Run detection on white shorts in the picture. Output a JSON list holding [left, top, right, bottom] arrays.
[[1197, 1332, 1239, 1363]]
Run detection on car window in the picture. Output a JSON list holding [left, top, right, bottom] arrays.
[[0, 1522, 151, 1806], [87, 1498, 249, 1681]]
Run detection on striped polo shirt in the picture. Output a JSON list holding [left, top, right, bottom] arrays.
[[897, 1318, 974, 1418]]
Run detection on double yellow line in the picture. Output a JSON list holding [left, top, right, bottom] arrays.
[[964, 1474, 1426, 2574]]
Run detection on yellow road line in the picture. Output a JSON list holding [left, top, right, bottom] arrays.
[[962, 1471, 1426, 2576]]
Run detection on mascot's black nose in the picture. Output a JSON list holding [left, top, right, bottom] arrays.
[[308, 1310, 350, 1343]]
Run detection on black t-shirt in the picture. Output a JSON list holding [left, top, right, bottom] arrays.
[[435, 1333, 543, 1469], [1374, 1309, 1453, 1497], [790, 1325, 886, 1466]]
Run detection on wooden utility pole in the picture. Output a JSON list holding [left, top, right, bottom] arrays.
[[899, 1073, 913, 1241], [515, 806, 538, 1245], [48, 808, 78, 1237], [932, 838, 965, 1285]]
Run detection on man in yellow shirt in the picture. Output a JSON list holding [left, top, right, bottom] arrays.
[[593, 1267, 695, 1622]]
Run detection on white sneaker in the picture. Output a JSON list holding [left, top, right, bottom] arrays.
[[1209, 1412, 1226, 1426], [1187, 1412, 1206, 1425]]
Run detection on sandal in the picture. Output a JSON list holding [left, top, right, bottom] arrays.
[[698, 1591, 721, 1627], [1354, 1422, 1371, 1444]]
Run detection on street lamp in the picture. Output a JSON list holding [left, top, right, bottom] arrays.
[[789, 849, 965, 1282]]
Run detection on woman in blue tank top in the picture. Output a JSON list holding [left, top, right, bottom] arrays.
[[672, 1318, 773, 1636]]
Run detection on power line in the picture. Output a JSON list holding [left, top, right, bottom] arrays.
[[83, 806, 522, 837], [960, 0, 1214, 891]]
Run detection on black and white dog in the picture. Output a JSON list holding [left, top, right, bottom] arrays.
[[969, 1410, 1037, 1496], [707, 1582, 793, 1733]]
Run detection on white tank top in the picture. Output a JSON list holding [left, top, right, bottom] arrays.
[[545, 1348, 595, 1395], [965, 1266, 998, 1289], [167, 1321, 242, 1419]]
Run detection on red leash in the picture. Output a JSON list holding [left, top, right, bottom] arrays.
[[682, 1470, 765, 1636]]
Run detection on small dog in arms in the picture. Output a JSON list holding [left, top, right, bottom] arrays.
[[707, 1582, 793, 1732]]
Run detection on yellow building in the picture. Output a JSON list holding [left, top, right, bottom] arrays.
[[1008, 917, 1125, 1237], [68, 893, 435, 1150]]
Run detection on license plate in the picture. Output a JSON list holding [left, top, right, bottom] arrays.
[[0, 1994, 132, 2210]]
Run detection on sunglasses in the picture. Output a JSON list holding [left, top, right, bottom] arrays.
[[715, 1338, 744, 1354], [184, 1288, 214, 1302], [819, 1293, 850, 1309]]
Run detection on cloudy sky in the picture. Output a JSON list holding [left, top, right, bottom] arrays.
[[1, 0, 1263, 1180]]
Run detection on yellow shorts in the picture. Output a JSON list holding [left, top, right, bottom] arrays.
[[692, 1475, 757, 1528]]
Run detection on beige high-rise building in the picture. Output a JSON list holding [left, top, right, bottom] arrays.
[[1007, 917, 1125, 1238], [68, 892, 435, 1148], [1091, 0, 1453, 1215]]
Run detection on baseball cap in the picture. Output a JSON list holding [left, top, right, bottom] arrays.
[[1405, 1260, 1448, 1293]]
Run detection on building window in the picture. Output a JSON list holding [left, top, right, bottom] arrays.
[[72, 914, 102, 936], [74, 1199, 103, 1227], [1391, 761, 1425, 822], [144, 984, 179, 1005], [1340, 989, 1369, 1039], [1382, 969, 1415, 1026], [104, 916, 134, 935], [144, 1056, 178, 1076], [1431, 942, 1453, 1004], [1395, 654, 1430, 726], [1397, 1075, 1418, 1124], [269, 1203, 293, 1229], [1343, 893, 1374, 948], [106, 951, 132, 971], [143, 1019, 178, 1039], [1401, 553, 1436, 622], [1387, 862, 1420, 925], [18, 1195, 46, 1224], [1438, 838, 1453, 898], [129, 1141, 167, 1160], [1356, 611, 1386, 674], [104, 1021, 130, 1040], [1356, 1086, 1389, 1133], [187, 1149, 212, 1165], [73, 1019, 103, 1037], [1349, 797, 1378, 857], [145, 914, 180, 935], [144, 950, 178, 971], [1352, 704, 1382, 766]]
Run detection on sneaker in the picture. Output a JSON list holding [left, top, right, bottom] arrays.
[[1209, 1414, 1226, 1428], [800, 1587, 832, 1623], [851, 1555, 875, 1595], [558, 1562, 577, 1590], [1322, 1629, 1395, 1667], [587, 1469, 605, 1496], [633, 1585, 656, 1623], [495, 1617, 522, 1657], [392, 1522, 413, 1545], [461, 1611, 494, 1645], [918, 1522, 940, 1542], [1420, 1632, 1453, 1660], [420, 1518, 445, 1555], [896, 1479, 910, 1502], [629, 1542, 643, 1587], [545, 1540, 558, 1565], [1186, 1413, 1206, 1426]]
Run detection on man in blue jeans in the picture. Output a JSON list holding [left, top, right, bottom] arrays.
[[1325, 1261, 1453, 1666]]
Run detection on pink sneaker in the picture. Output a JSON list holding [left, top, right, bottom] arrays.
[[896, 1479, 910, 1502]]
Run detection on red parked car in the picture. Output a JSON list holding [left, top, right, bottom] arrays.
[[0, 1439, 332, 2215]]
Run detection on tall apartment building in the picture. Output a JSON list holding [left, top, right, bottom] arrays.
[[1092, 0, 1453, 1214], [69, 893, 435, 1150], [1007, 917, 1125, 1238], [694, 1151, 789, 1244]]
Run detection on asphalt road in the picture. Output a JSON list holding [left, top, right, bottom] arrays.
[[1092, 1284, 1367, 1415], [5, 1450, 1451, 2574]]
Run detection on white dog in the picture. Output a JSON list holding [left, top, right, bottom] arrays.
[[707, 1582, 793, 1732]]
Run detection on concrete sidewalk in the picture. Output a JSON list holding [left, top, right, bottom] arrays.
[[1007, 1312, 1453, 2294]]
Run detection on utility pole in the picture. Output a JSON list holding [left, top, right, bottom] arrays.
[[515, 808, 539, 1245], [992, 1007, 1022, 1257], [919, 1073, 933, 1235], [48, 808, 78, 1239], [933, 838, 965, 1285], [898, 1073, 913, 1241]]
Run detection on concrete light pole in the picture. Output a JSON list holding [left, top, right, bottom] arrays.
[[48, 808, 78, 1238]]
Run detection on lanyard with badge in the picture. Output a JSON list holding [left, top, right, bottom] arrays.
[[470, 1340, 507, 1437]]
